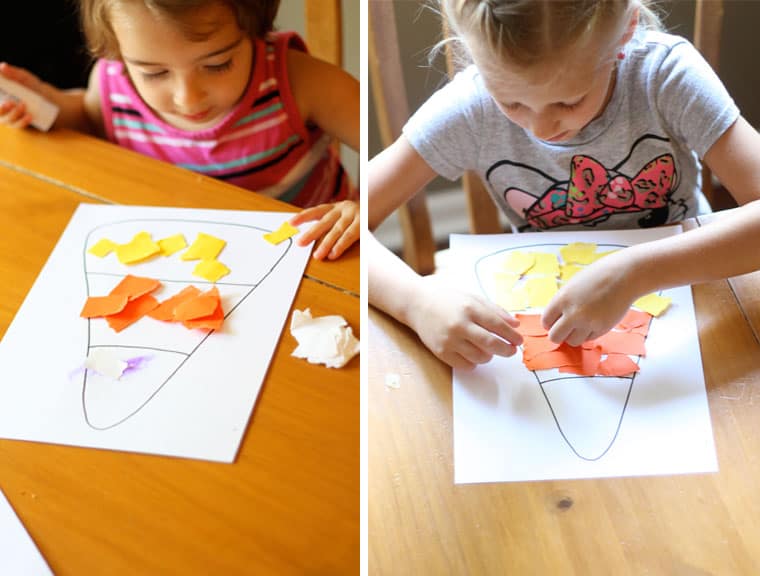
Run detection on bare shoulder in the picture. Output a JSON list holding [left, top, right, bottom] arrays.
[[284, 48, 359, 150], [285, 48, 356, 115]]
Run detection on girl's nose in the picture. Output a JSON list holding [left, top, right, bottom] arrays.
[[530, 112, 560, 141], [173, 78, 204, 112]]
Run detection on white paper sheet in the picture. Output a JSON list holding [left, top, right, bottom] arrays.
[[0, 489, 52, 575], [450, 227, 718, 483], [0, 204, 313, 462]]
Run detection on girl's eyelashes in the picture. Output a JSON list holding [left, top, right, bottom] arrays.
[[205, 59, 233, 73], [138, 59, 233, 81], [501, 98, 585, 112], [557, 97, 585, 110], [142, 69, 169, 80]]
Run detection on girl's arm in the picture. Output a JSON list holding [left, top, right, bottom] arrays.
[[0, 62, 102, 135], [369, 137, 523, 369], [286, 49, 358, 150], [542, 117, 760, 345], [285, 50, 359, 259]]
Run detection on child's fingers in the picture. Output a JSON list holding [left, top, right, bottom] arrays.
[[298, 214, 337, 248], [314, 209, 359, 259], [289, 204, 331, 226], [456, 339, 494, 366], [0, 62, 37, 88], [546, 316, 572, 344], [541, 300, 562, 331], [313, 229, 340, 260], [471, 302, 523, 347], [0, 99, 14, 116], [445, 351, 476, 371], [10, 112, 32, 130], [326, 221, 360, 260], [496, 309, 520, 327], [0, 100, 31, 128], [467, 324, 517, 359]]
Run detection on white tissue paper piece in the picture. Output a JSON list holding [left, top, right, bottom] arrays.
[[290, 308, 360, 368], [83, 348, 128, 380]]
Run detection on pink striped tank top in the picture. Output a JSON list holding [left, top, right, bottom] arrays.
[[98, 31, 354, 207]]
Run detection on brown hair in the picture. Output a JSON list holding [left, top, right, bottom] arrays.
[[79, 0, 281, 59], [439, 0, 662, 69]]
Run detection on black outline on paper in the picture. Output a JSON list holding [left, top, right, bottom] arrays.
[[81, 218, 292, 430], [474, 242, 654, 461]]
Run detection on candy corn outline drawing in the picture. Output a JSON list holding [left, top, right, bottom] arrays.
[[474, 242, 650, 461], [81, 218, 293, 431]]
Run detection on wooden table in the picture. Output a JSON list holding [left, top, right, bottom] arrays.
[[0, 127, 358, 575], [369, 217, 760, 575]]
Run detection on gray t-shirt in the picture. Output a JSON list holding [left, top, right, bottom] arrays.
[[403, 31, 739, 231]]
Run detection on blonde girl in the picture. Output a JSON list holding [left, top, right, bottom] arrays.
[[369, 0, 760, 368]]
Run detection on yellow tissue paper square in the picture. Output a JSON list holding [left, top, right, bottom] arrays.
[[560, 242, 598, 265], [559, 263, 584, 282], [181, 232, 226, 261], [526, 253, 560, 277], [88, 238, 118, 258], [526, 276, 558, 308], [193, 259, 230, 283], [263, 221, 299, 245], [158, 234, 187, 256], [634, 293, 672, 316], [493, 271, 520, 293], [116, 231, 161, 264], [502, 251, 535, 275]]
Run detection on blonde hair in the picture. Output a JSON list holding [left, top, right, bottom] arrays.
[[440, 0, 662, 68], [79, 0, 281, 60]]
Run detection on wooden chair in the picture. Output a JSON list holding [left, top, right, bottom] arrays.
[[369, 0, 437, 275], [305, 0, 342, 66], [693, 0, 724, 209], [370, 0, 726, 275]]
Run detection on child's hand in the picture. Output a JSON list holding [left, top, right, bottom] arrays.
[[406, 275, 523, 370], [0, 62, 44, 129], [542, 255, 637, 346], [290, 200, 359, 260]]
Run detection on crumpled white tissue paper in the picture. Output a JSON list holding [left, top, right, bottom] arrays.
[[290, 308, 359, 368]]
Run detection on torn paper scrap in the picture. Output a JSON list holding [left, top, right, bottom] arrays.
[[181, 232, 226, 261], [116, 231, 161, 264], [157, 233, 187, 256], [84, 348, 129, 380], [264, 221, 299, 245], [634, 292, 672, 316], [122, 355, 153, 376], [559, 242, 598, 265], [525, 253, 560, 277], [80, 294, 129, 318], [109, 274, 161, 301], [148, 285, 224, 331], [290, 308, 359, 368], [501, 251, 534, 275], [385, 373, 401, 389], [148, 286, 202, 321], [193, 259, 230, 282], [88, 238, 118, 258], [174, 287, 220, 321], [105, 293, 160, 333]]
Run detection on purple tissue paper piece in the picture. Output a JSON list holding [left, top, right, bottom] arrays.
[[122, 354, 153, 376]]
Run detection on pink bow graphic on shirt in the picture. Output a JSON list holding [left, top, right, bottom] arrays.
[[518, 154, 677, 229]]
